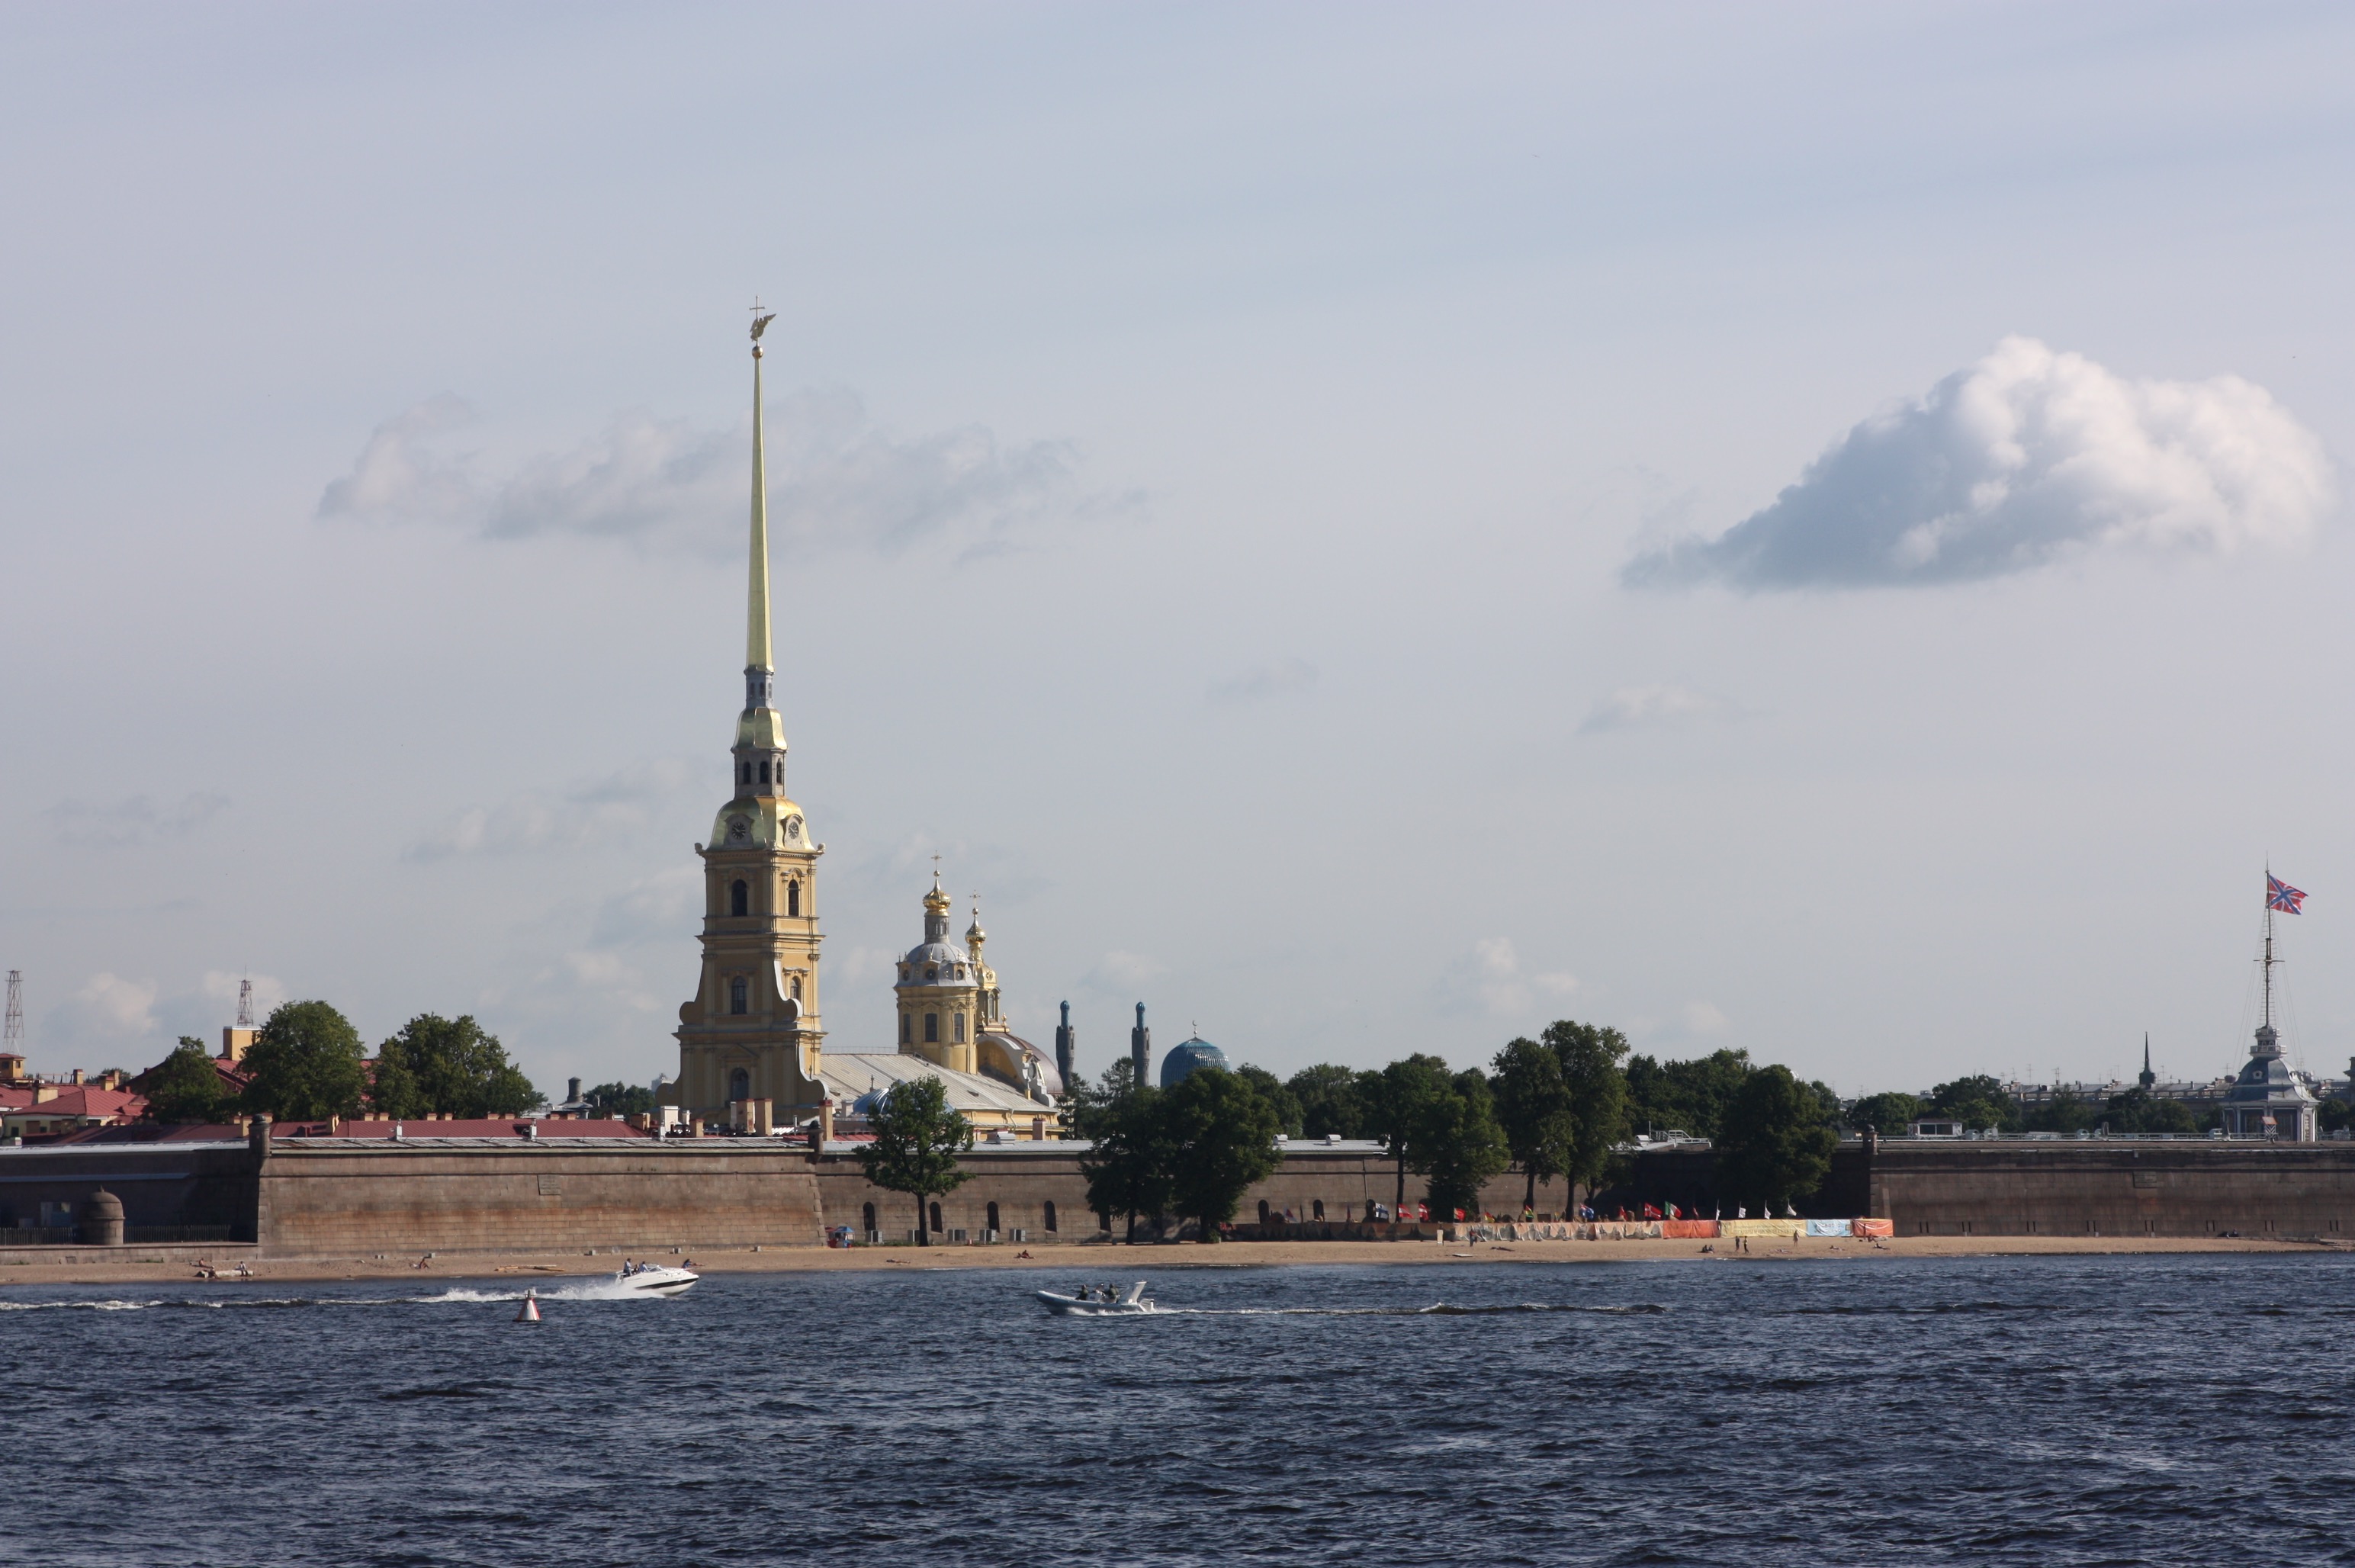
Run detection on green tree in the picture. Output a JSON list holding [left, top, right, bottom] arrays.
[[1714, 1064, 1839, 1214], [1846, 1091, 1923, 1134], [1232, 1064, 1303, 1137], [1421, 1068, 1512, 1219], [1159, 1067, 1283, 1241], [1365, 1054, 1457, 1223], [855, 1076, 973, 1246], [1080, 1076, 1175, 1242], [2024, 1090, 2100, 1135], [583, 1081, 658, 1118], [1624, 1048, 1753, 1140], [1491, 1036, 1575, 1213], [1064, 1058, 1139, 1142], [2103, 1088, 2199, 1136], [1287, 1063, 1374, 1138], [139, 1038, 227, 1124], [1545, 1020, 1631, 1202], [369, 1014, 543, 1120], [239, 1001, 367, 1121], [1929, 1075, 2021, 1134]]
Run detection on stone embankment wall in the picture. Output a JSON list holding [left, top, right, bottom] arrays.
[[0, 1142, 261, 1241], [255, 1144, 824, 1256]]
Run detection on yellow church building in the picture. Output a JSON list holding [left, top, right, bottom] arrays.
[[671, 310, 1061, 1139]]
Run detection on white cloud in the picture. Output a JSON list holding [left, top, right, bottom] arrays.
[[47, 972, 159, 1049], [1434, 937, 1579, 1020], [1579, 683, 1736, 734], [1627, 337, 2336, 590], [1084, 950, 1168, 992], [1681, 1000, 1730, 1035], [1209, 658, 1317, 703], [320, 388, 1099, 559], [406, 759, 689, 861], [45, 792, 229, 847]]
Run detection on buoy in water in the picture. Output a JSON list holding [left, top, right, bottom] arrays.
[[515, 1290, 541, 1323]]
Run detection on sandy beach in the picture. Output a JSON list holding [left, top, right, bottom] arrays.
[[2, 1231, 2347, 1288]]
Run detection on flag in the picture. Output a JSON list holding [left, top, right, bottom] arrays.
[[2268, 874, 2307, 914]]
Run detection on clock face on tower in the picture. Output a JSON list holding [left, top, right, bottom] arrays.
[[726, 815, 750, 845], [782, 814, 803, 843]]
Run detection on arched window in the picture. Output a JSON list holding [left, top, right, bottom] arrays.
[[862, 1202, 876, 1233], [928, 1201, 942, 1233], [730, 880, 748, 917], [1258, 1200, 1271, 1224], [786, 880, 800, 917], [901, 1012, 911, 1043], [791, 976, 802, 1001], [759, 760, 770, 785], [1043, 1200, 1058, 1233], [729, 1068, 750, 1102], [926, 965, 938, 981], [953, 1013, 966, 1044], [739, 762, 750, 784], [986, 1201, 1001, 1233], [729, 976, 748, 1015], [1312, 1198, 1325, 1220], [924, 1013, 939, 1043]]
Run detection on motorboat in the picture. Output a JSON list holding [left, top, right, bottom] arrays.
[[1036, 1280, 1158, 1316], [613, 1264, 699, 1296]]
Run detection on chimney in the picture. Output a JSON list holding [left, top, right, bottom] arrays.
[[567, 1077, 582, 1104]]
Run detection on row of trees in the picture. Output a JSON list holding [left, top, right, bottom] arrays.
[[140, 1001, 545, 1123], [1847, 1075, 2209, 1139]]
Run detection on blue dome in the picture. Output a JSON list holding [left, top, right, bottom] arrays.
[[1159, 1038, 1229, 1088]]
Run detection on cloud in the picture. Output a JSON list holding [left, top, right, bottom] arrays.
[[406, 759, 689, 862], [320, 388, 1100, 559], [1627, 337, 2335, 590], [1434, 937, 1579, 1020], [45, 792, 229, 847], [1579, 683, 1736, 734], [1681, 1000, 1729, 1035], [1084, 950, 1168, 992], [584, 866, 704, 949], [46, 972, 159, 1048], [1209, 658, 1317, 704]]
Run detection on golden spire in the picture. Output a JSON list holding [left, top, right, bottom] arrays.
[[747, 301, 776, 674]]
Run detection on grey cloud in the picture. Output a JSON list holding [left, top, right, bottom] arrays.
[[321, 387, 1091, 559], [405, 760, 690, 863], [1627, 337, 2335, 591], [1209, 658, 1317, 704], [1579, 683, 1737, 735], [46, 792, 229, 847]]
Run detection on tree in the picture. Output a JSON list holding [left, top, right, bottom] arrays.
[[369, 1014, 543, 1120], [1623, 1048, 1753, 1140], [855, 1076, 972, 1246], [1064, 1058, 1139, 1142], [1491, 1036, 1575, 1213], [1080, 1077, 1175, 1242], [1159, 1067, 1282, 1241], [2103, 1088, 2199, 1137], [1364, 1054, 1456, 1223], [1929, 1075, 2021, 1134], [1288, 1064, 1374, 1139], [583, 1081, 658, 1118], [1544, 1020, 1631, 1203], [1714, 1064, 1839, 1215], [1232, 1064, 1303, 1137], [2025, 1090, 2100, 1136], [1420, 1068, 1512, 1219], [140, 1038, 227, 1124], [1846, 1091, 1922, 1134], [239, 1001, 367, 1121]]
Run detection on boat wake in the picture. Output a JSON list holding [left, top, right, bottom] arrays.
[[0, 1279, 681, 1312], [1168, 1302, 1669, 1318]]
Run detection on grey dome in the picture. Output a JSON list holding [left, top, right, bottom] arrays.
[[1160, 1037, 1229, 1088], [900, 941, 976, 985]]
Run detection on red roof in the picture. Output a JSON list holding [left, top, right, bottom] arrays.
[[0, 1086, 145, 1122]]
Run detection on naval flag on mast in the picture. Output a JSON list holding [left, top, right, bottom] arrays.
[[2267, 874, 2306, 914]]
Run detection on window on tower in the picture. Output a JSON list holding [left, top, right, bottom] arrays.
[[729, 976, 747, 1015], [791, 976, 802, 1001], [729, 1068, 750, 1101], [924, 1013, 939, 1043], [787, 880, 800, 917], [730, 880, 749, 917], [901, 1012, 911, 1043], [759, 760, 769, 785], [954, 1013, 966, 1044], [739, 762, 750, 784]]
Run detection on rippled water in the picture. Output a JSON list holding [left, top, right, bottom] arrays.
[[8, 1252, 2355, 1565]]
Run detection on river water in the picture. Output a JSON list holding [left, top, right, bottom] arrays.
[[5, 1252, 2353, 1565]]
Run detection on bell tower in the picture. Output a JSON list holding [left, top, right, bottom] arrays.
[[675, 306, 826, 1126]]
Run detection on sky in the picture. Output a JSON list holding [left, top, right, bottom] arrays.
[[4, 2, 2353, 1100]]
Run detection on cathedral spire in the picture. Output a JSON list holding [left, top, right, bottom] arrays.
[[746, 304, 776, 699]]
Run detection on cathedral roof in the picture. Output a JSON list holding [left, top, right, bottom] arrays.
[[900, 942, 976, 983], [1160, 1036, 1230, 1088]]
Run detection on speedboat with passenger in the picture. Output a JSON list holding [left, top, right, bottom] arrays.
[[613, 1262, 699, 1296], [1036, 1280, 1158, 1316]]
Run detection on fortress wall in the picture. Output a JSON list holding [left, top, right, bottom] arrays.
[[1864, 1141, 2355, 1238], [253, 1145, 824, 1257], [0, 1144, 260, 1239]]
